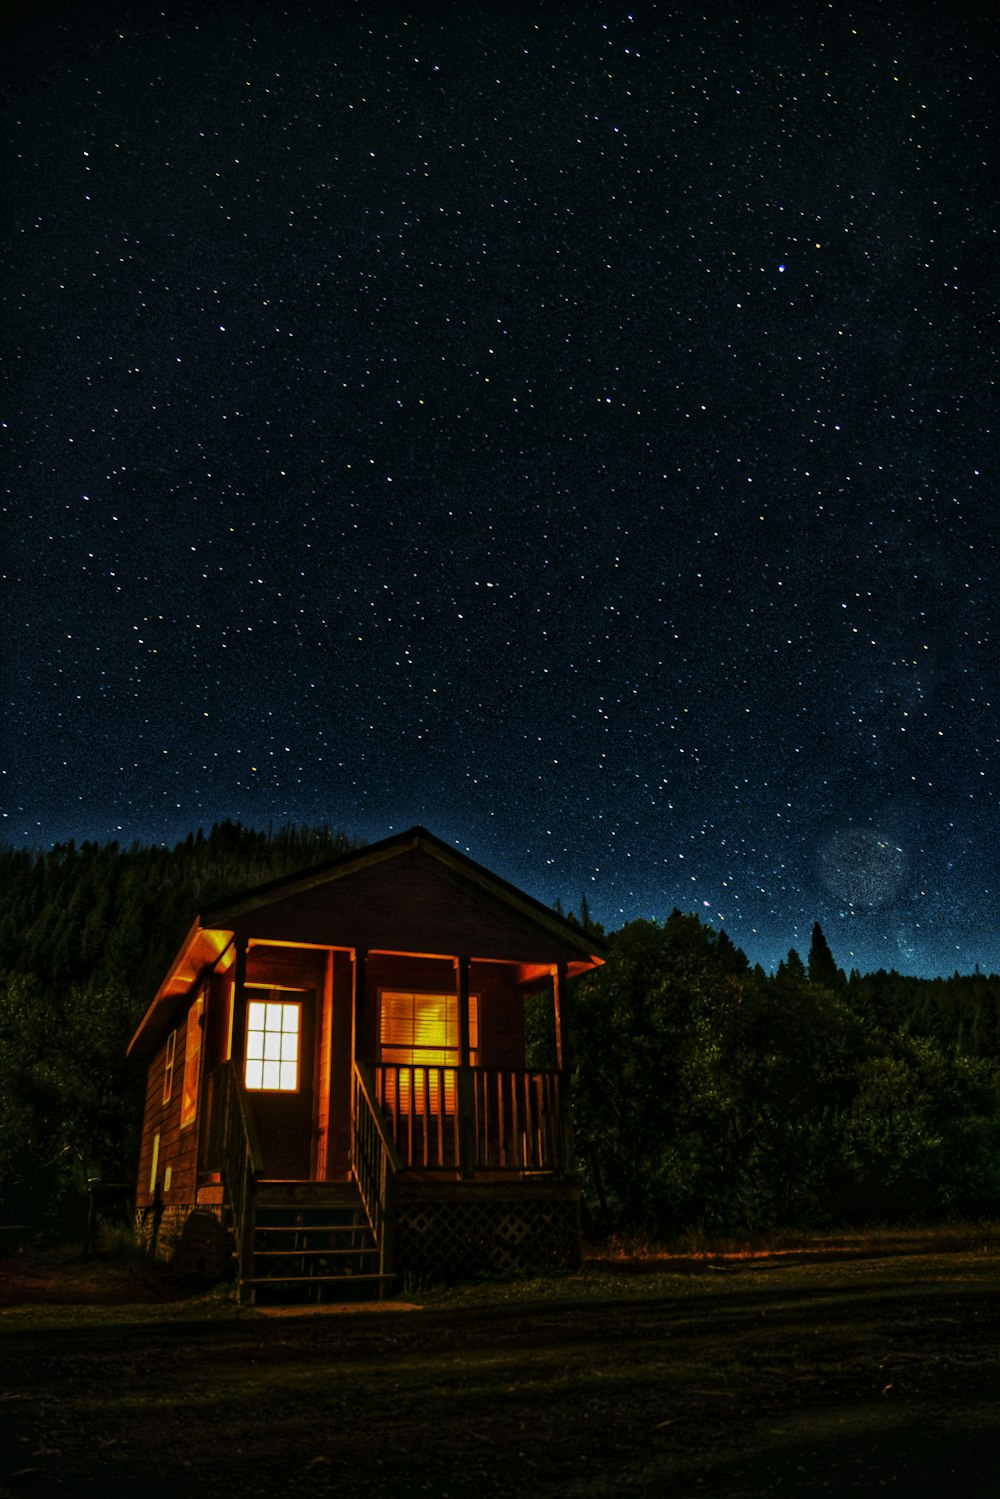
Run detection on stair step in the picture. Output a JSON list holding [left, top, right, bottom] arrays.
[[256, 1181, 362, 1207], [242, 1272, 393, 1286], [254, 1249, 378, 1261], [235, 1178, 391, 1304], [254, 1224, 369, 1234]]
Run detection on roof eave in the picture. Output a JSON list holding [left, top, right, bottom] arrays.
[[126, 920, 233, 1058]]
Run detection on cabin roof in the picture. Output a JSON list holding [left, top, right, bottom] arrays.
[[127, 825, 606, 1059]]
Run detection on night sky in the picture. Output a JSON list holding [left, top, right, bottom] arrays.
[[2, 0, 998, 978]]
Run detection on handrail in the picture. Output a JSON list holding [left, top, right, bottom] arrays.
[[352, 1060, 401, 1279], [209, 1061, 263, 1298], [354, 1059, 404, 1172], [230, 1063, 265, 1177]]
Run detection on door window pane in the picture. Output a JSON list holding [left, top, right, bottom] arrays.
[[245, 1000, 300, 1091]]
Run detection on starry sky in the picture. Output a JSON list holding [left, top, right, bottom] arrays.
[[2, 0, 998, 978]]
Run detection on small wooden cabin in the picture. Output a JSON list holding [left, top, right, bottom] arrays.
[[128, 826, 605, 1300]]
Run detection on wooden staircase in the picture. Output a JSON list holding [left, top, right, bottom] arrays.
[[238, 1180, 395, 1305]]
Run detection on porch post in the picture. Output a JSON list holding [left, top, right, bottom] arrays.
[[351, 948, 367, 1171], [552, 962, 573, 1175], [551, 962, 567, 1071], [231, 939, 250, 1076], [455, 955, 475, 1178], [352, 947, 367, 1062]]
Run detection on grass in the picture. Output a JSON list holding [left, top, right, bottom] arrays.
[[588, 1217, 1000, 1263], [2, 1228, 999, 1496]]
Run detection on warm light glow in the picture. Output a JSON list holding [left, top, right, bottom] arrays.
[[180, 996, 202, 1127], [379, 991, 478, 1112], [245, 1000, 300, 1091], [224, 980, 234, 1062], [162, 1028, 176, 1104]]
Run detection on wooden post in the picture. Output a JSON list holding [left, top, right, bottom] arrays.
[[456, 955, 471, 1063], [227, 943, 255, 1299], [353, 948, 367, 1041], [552, 963, 573, 1176], [231, 940, 249, 1077], [551, 962, 566, 1071], [352, 948, 367, 1170], [455, 956, 475, 1178]]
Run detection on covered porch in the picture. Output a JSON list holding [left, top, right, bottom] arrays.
[[203, 938, 577, 1183], [198, 942, 581, 1298]]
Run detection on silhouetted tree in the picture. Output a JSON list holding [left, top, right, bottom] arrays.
[[808, 921, 843, 989]]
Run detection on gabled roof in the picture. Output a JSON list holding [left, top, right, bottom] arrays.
[[127, 826, 606, 1059]]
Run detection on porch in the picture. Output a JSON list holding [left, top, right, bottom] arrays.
[[368, 1061, 567, 1175], [205, 1055, 579, 1301]]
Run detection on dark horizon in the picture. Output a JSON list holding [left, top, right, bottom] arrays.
[[1, 815, 994, 984]]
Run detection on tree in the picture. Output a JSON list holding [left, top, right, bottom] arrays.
[[570, 913, 752, 1235], [808, 922, 843, 990], [0, 821, 364, 1233]]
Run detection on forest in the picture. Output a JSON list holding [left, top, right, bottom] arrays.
[[1, 822, 999, 1241]]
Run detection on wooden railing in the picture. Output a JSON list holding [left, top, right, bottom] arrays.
[[204, 1061, 264, 1296], [372, 1065, 565, 1174], [352, 1061, 402, 1279]]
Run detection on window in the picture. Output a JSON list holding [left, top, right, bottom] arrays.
[[180, 996, 203, 1128], [162, 1029, 176, 1104], [224, 979, 235, 1062], [148, 1132, 160, 1195], [379, 991, 479, 1112], [245, 999, 300, 1091]]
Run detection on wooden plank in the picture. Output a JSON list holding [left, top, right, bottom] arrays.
[[227, 850, 597, 965]]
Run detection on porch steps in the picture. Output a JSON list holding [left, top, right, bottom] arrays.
[[240, 1180, 395, 1305]]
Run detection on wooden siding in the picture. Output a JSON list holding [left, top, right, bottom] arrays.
[[135, 999, 202, 1211], [474, 962, 527, 1070], [226, 849, 591, 964]]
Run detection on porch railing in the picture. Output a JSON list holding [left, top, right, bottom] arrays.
[[372, 1065, 564, 1174], [204, 1061, 264, 1295], [352, 1061, 402, 1279]]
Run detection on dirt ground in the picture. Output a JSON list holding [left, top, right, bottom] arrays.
[[1, 1235, 999, 1497]]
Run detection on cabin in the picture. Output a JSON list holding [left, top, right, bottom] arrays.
[[127, 826, 606, 1301]]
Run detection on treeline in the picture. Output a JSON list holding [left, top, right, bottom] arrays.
[[0, 821, 358, 1001], [564, 915, 1000, 1238], [0, 822, 359, 1226], [1, 824, 999, 1240]]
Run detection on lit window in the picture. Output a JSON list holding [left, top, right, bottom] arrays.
[[224, 980, 235, 1062], [379, 992, 478, 1112], [162, 1029, 176, 1104], [180, 996, 203, 1128], [245, 1000, 300, 1091]]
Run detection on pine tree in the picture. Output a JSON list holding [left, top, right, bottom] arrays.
[[808, 922, 843, 989]]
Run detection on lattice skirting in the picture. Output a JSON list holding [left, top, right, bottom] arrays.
[[395, 1194, 581, 1283]]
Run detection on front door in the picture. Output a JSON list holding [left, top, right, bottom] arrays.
[[243, 987, 315, 1178]]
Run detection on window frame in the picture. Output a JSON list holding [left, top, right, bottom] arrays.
[[180, 995, 203, 1129], [162, 1028, 176, 1105], [378, 989, 479, 1114], [244, 994, 302, 1093]]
